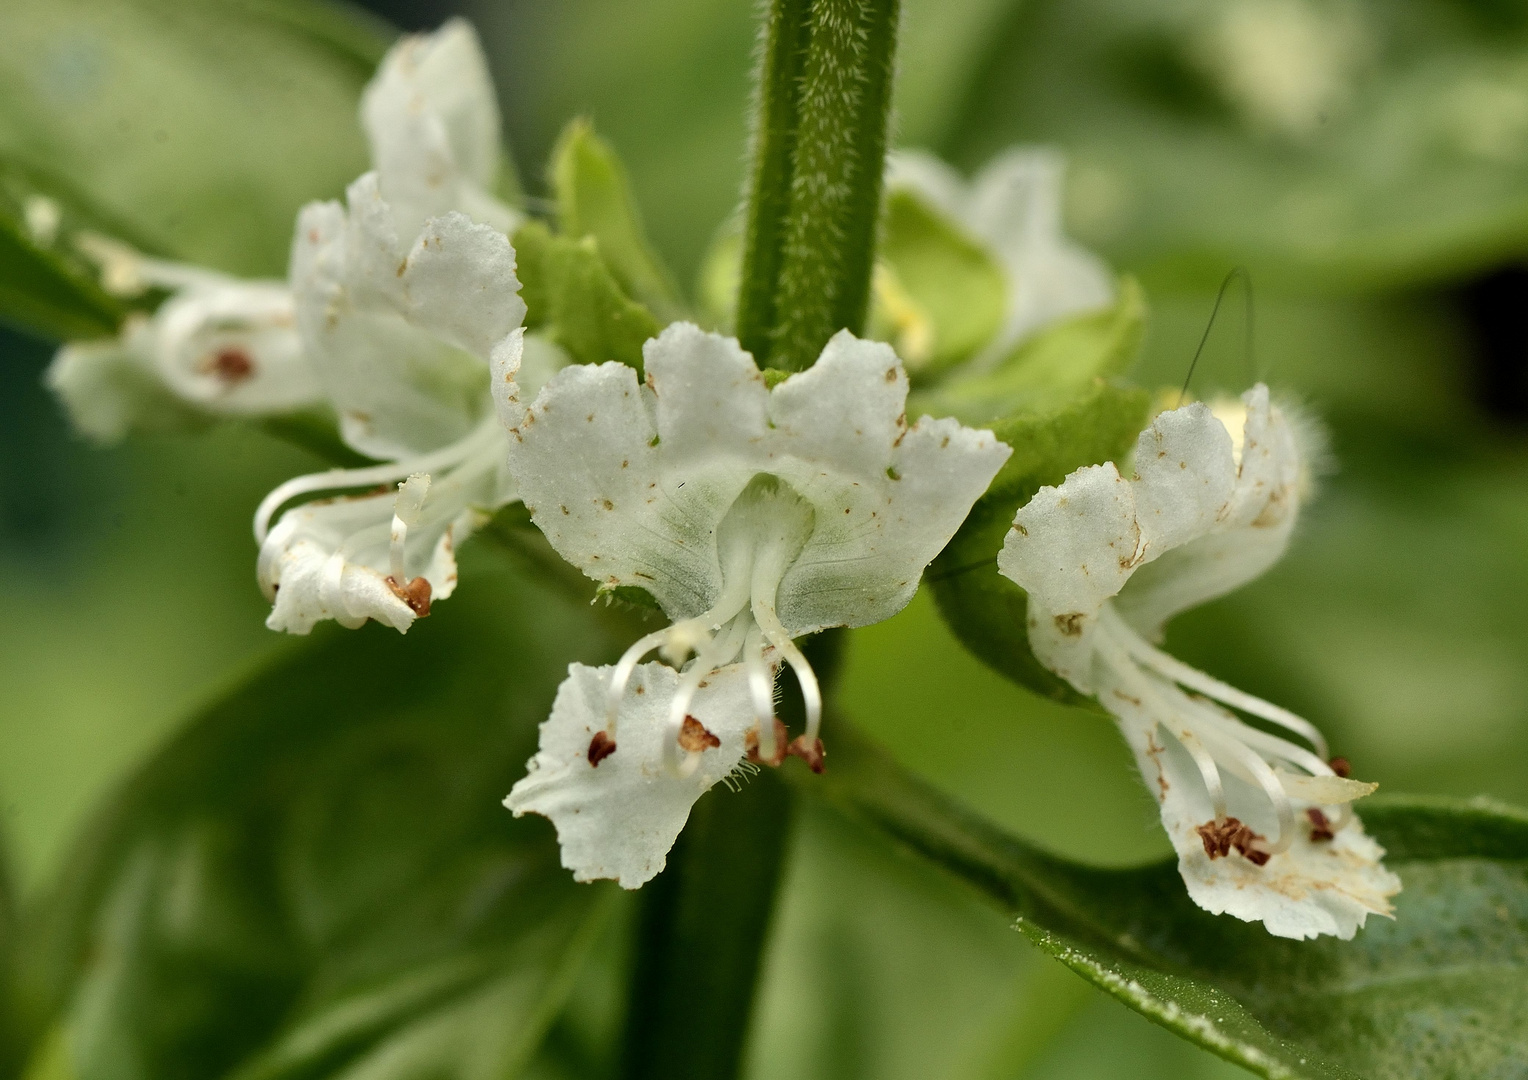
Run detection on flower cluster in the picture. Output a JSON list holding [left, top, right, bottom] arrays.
[[42, 16, 1400, 935]]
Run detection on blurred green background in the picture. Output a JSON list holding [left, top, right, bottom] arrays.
[[3, 0, 1527, 1077]]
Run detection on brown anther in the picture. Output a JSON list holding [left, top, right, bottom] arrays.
[[1307, 807, 1335, 842], [1328, 756, 1351, 778], [1196, 816, 1269, 866], [205, 346, 255, 384], [786, 735, 826, 774], [587, 731, 617, 767], [745, 718, 789, 767], [385, 575, 432, 617], [677, 715, 721, 753]]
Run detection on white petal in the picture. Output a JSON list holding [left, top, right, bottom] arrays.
[[967, 148, 1115, 357], [507, 359, 723, 616], [1131, 402, 1238, 555], [645, 322, 771, 466], [361, 18, 517, 238], [767, 331, 907, 481], [290, 178, 523, 460], [1114, 387, 1304, 638], [46, 324, 191, 442], [999, 463, 1140, 624], [1104, 672, 1400, 941], [779, 410, 1011, 634], [398, 211, 526, 359], [505, 661, 756, 889]]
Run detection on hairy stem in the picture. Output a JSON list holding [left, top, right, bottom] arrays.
[[736, 0, 901, 371]]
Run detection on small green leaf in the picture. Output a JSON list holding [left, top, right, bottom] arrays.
[[550, 119, 683, 321], [869, 187, 1007, 376], [909, 278, 1146, 427], [813, 723, 1528, 1080], [16, 564, 623, 1080], [515, 220, 661, 373], [926, 382, 1151, 700]]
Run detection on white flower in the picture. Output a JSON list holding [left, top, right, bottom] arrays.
[[361, 18, 521, 240], [46, 18, 517, 442], [498, 322, 1011, 886], [886, 148, 1114, 366], [255, 176, 527, 634], [998, 386, 1401, 940], [47, 242, 321, 441]]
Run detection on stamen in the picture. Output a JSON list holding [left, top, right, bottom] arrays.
[[751, 600, 821, 744], [1096, 632, 1229, 820], [663, 615, 750, 777], [390, 474, 431, 583], [1194, 719, 1296, 855], [1105, 607, 1329, 759], [253, 415, 499, 544], [744, 626, 780, 762]]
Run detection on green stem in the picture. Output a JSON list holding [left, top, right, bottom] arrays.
[[736, 0, 902, 371], [617, 632, 845, 1080], [617, 771, 793, 1080]]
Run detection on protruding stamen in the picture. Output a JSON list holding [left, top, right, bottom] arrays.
[[1174, 725, 1229, 823], [744, 626, 779, 762], [1196, 720, 1296, 855], [1107, 608, 1329, 759], [254, 415, 499, 544], [752, 599, 821, 744], [663, 616, 749, 777]]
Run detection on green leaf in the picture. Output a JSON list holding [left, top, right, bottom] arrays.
[[0, 0, 385, 280], [946, 0, 1528, 289], [868, 188, 1007, 377], [813, 723, 1528, 1080], [550, 119, 683, 322], [926, 382, 1151, 701], [514, 220, 661, 373], [909, 278, 1146, 427], [15, 562, 624, 1080]]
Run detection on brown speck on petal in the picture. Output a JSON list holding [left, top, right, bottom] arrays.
[[206, 346, 255, 384], [385, 575, 432, 617], [786, 735, 826, 774], [1329, 756, 1351, 778], [1307, 807, 1335, 842], [1054, 612, 1086, 637], [678, 715, 721, 753], [587, 731, 617, 766]]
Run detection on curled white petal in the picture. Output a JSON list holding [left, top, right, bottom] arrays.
[[258, 418, 512, 634], [506, 662, 760, 889]]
